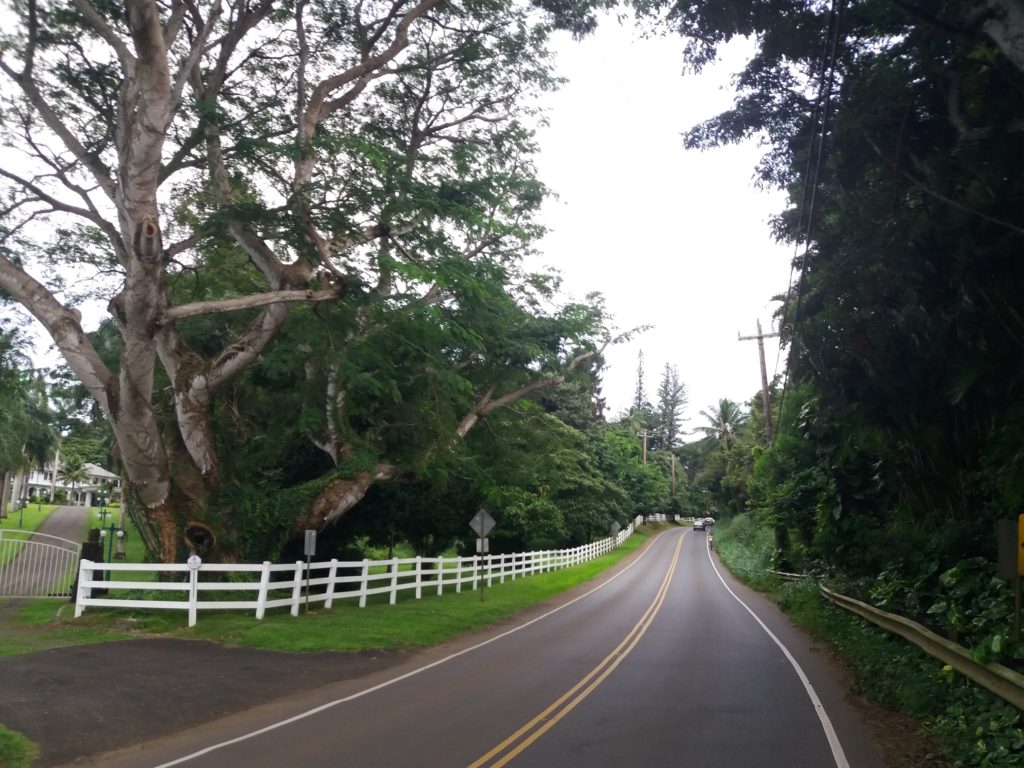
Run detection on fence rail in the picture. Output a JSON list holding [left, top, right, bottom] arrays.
[[75, 517, 644, 627]]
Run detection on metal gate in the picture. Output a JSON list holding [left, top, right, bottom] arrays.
[[0, 529, 81, 598]]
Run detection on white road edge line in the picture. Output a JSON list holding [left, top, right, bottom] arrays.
[[707, 541, 851, 768], [151, 530, 673, 768]]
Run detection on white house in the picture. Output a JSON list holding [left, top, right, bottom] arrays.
[[11, 462, 121, 508]]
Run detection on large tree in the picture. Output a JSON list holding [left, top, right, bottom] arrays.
[[0, 0, 617, 561], [654, 362, 686, 449]]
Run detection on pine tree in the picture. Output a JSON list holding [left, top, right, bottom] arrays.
[[656, 364, 688, 449]]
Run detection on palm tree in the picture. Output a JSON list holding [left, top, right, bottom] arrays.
[[58, 456, 89, 505], [0, 326, 55, 515], [698, 399, 748, 449]]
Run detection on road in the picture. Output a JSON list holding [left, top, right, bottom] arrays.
[[80, 527, 887, 768]]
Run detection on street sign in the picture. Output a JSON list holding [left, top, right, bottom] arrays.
[[469, 509, 495, 538], [476, 537, 489, 554], [186, 554, 202, 570], [304, 529, 317, 557]]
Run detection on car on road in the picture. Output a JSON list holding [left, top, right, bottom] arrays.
[[703, 517, 715, 527], [692, 518, 705, 531]]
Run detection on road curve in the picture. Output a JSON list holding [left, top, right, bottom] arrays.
[[78, 527, 887, 768]]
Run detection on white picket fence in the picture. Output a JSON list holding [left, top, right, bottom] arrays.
[[75, 516, 645, 626]]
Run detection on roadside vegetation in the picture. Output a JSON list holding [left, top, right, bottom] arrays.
[[717, 516, 1024, 768]]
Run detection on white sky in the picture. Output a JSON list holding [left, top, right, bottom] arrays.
[[532, 19, 793, 425]]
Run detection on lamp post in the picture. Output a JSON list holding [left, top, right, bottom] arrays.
[[98, 493, 108, 527], [98, 525, 125, 563]]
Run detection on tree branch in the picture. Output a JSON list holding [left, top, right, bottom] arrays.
[[454, 347, 603, 439], [161, 286, 344, 323], [71, 0, 135, 71]]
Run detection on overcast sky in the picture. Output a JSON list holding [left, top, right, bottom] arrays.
[[532, 18, 794, 426]]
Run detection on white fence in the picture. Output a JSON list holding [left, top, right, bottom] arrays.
[[75, 516, 645, 626], [0, 529, 80, 598]]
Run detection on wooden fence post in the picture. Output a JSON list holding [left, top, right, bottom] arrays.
[[389, 558, 399, 605], [358, 559, 370, 608], [74, 559, 92, 618], [188, 567, 199, 627], [325, 558, 339, 609], [255, 561, 272, 619], [290, 561, 303, 617]]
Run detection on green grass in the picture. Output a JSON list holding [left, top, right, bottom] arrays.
[[0, 724, 38, 768], [0, 504, 55, 532], [0, 525, 660, 656]]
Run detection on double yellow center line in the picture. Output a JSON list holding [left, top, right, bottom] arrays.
[[467, 532, 686, 768]]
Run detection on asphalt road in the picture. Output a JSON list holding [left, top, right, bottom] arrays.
[[74, 528, 888, 768]]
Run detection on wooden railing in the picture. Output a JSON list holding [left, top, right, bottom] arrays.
[[74, 516, 644, 627]]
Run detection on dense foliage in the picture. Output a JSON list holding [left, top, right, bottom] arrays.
[[647, 0, 1024, 672]]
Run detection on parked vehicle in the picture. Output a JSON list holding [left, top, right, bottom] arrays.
[[692, 519, 705, 531]]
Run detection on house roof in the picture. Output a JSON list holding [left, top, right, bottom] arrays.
[[83, 463, 118, 480]]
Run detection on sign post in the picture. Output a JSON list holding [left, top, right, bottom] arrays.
[[303, 530, 317, 613], [469, 509, 495, 602]]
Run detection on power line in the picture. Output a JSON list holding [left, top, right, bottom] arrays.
[[773, 0, 847, 443]]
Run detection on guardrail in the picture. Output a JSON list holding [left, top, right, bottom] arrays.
[[819, 585, 1024, 711], [75, 516, 643, 627]]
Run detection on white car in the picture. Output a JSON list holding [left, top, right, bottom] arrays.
[[692, 518, 705, 531], [703, 517, 716, 527]]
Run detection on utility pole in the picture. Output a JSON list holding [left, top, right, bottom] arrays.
[[670, 454, 677, 494], [636, 429, 651, 465], [739, 320, 780, 443]]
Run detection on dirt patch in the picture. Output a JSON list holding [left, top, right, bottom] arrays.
[[852, 696, 952, 768]]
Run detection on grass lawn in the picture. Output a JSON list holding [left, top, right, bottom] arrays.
[[0, 524, 662, 656]]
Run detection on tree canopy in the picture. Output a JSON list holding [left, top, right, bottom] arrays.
[[652, 0, 1024, 665], [0, 0, 623, 560]]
